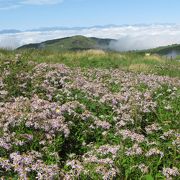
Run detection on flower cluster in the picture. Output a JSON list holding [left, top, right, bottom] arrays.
[[0, 59, 179, 179], [162, 167, 179, 179]]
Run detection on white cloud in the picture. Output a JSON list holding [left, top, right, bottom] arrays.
[[0, 0, 63, 10], [0, 4, 21, 10], [22, 0, 63, 5], [109, 25, 180, 51], [1, 24, 180, 51], [0, 1, 21, 10]]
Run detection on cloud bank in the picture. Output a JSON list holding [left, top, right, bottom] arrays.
[[1, 24, 180, 51]]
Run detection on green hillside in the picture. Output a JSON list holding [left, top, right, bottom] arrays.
[[143, 44, 180, 56], [18, 35, 180, 58], [17, 35, 116, 52]]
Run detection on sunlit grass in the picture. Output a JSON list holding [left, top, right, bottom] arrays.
[[10, 48, 180, 77]]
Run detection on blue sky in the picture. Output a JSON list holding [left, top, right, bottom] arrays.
[[0, 0, 180, 30]]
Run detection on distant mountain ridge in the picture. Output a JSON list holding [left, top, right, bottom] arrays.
[[0, 25, 118, 34], [17, 35, 117, 52], [0, 29, 21, 34], [1, 23, 176, 34]]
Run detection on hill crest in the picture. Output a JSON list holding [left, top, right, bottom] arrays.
[[17, 35, 117, 52]]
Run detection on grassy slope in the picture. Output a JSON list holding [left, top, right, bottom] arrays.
[[143, 44, 180, 55], [1, 48, 180, 78]]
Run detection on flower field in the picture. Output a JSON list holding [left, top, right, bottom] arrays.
[[0, 51, 180, 179]]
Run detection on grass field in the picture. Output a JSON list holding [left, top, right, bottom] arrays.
[[0, 49, 179, 179], [9, 48, 180, 77]]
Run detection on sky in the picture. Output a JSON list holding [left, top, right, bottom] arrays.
[[0, 0, 180, 30], [1, 0, 180, 50]]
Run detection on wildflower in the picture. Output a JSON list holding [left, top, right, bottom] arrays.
[[66, 160, 84, 176], [94, 120, 111, 130], [125, 144, 143, 156], [0, 157, 12, 171], [56, 108, 61, 113], [164, 105, 172, 110], [137, 164, 148, 174], [145, 123, 161, 134], [145, 148, 164, 158], [162, 167, 179, 179], [118, 130, 145, 143], [96, 145, 120, 155], [96, 165, 118, 180]]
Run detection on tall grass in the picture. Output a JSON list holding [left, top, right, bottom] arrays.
[[0, 48, 180, 77], [16, 49, 180, 77]]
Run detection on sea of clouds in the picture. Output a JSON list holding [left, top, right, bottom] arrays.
[[1, 24, 180, 51]]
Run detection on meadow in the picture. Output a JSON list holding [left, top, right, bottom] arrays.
[[0, 49, 179, 179]]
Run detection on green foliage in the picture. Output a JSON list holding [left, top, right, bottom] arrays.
[[70, 89, 113, 117], [0, 58, 34, 98], [136, 83, 149, 92], [143, 174, 154, 180], [153, 85, 180, 128]]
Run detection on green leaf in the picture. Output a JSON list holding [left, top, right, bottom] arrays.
[[144, 174, 154, 180]]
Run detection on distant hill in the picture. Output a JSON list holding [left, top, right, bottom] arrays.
[[17, 35, 180, 57], [17, 35, 117, 52], [144, 44, 180, 58]]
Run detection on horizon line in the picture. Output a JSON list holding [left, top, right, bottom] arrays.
[[0, 23, 179, 32]]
